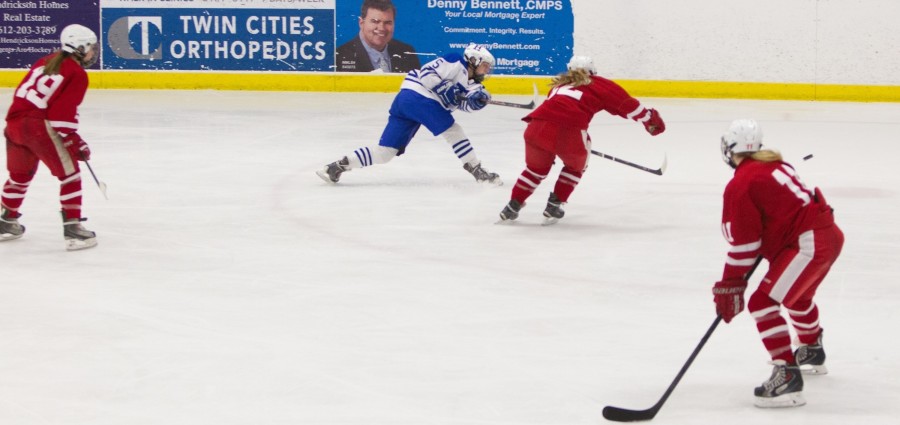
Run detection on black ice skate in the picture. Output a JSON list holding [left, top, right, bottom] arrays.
[[0, 208, 25, 241], [63, 215, 97, 251], [542, 192, 565, 225], [316, 157, 350, 184], [498, 199, 522, 222], [753, 360, 806, 408], [794, 330, 827, 375], [463, 162, 502, 186]]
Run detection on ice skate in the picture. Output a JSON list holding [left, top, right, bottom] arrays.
[[316, 157, 350, 184], [753, 360, 806, 408], [0, 208, 25, 241], [63, 215, 97, 251], [542, 192, 565, 225], [463, 162, 502, 186], [794, 330, 827, 375], [497, 199, 522, 223]]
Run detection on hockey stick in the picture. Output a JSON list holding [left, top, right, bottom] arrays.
[[492, 82, 540, 109], [81, 155, 108, 200], [487, 98, 535, 109], [602, 256, 763, 422], [591, 150, 667, 176], [462, 82, 539, 109]]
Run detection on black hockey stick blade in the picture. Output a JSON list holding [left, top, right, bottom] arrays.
[[591, 150, 667, 176], [602, 257, 762, 422], [602, 401, 664, 422], [602, 316, 723, 422]]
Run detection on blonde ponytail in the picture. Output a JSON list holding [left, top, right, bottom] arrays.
[[551, 68, 592, 88], [751, 149, 783, 162], [42, 50, 68, 76]]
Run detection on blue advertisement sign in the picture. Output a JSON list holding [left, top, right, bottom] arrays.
[[2, 0, 575, 76], [101, 0, 335, 71], [0, 0, 100, 69], [335, 0, 574, 75]]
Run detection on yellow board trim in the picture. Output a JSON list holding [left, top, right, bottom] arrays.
[[2, 70, 899, 102]]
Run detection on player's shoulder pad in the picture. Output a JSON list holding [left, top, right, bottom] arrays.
[[442, 53, 464, 64]]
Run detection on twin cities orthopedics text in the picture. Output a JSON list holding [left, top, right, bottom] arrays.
[[170, 14, 327, 61]]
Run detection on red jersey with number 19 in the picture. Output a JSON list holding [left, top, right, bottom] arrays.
[[721, 159, 834, 280], [523, 75, 648, 130], [6, 53, 88, 140]]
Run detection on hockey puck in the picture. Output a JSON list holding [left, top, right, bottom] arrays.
[[803, 154, 814, 161]]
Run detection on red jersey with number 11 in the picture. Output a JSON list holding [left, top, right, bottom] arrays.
[[720, 159, 833, 280]]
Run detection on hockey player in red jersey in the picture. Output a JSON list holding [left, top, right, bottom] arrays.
[[497, 56, 665, 224], [1, 24, 100, 250], [713, 119, 843, 407]]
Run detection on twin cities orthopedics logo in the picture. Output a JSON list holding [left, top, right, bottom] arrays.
[[107, 16, 163, 60], [102, 8, 335, 71]]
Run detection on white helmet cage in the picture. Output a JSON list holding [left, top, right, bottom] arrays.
[[60, 24, 99, 68], [567, 55, 597, 75], [463, 43, 495, 83], [721, 119, 763, 168]]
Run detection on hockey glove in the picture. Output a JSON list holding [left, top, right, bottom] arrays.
[[643, 108, 666, 136], [434, 80, 465, 108], [712, 278, 748, 323], [63, 134, 91, 161], [465, 87, 491, 111]]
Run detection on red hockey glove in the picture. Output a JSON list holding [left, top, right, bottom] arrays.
[[63, 134, 91, 161], [712, 278, 748, 323], [643, 108, 665, 136]]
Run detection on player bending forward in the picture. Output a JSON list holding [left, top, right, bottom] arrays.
[[713, 119, 843, 407], [317, 43, 501, 185], [498, 55, 664, 224], [1, 24, 99, 250]]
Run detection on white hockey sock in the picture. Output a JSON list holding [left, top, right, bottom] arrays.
[[347, 146, 399, 169], [441, 123, 479, 165]]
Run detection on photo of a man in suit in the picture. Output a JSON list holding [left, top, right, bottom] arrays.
[[336, 0, 421, 73]]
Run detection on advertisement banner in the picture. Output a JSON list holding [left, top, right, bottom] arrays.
[[101, 0, 335, 71], [335, 0, 574, 75], [0, 0, 100, 69], [2, 1, 575, 76]]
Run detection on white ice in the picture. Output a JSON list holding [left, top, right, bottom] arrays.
[[1, 88, 898, 425]]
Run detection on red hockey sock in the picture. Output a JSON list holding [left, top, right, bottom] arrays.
[[1, 174, 33, 217], [786, 299, 821, 345], [748, 290, 795, 364], [552, 166, 583, 202], [511, 166, 549, 204], [59, 172, 84, 220]]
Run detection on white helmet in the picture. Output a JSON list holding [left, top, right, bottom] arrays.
[[60, 24, 99, 68], [721, 119, 763, 168], [464, 43, 495, 68], [463, 43, 494, 83], [567, 55, 597, 75]]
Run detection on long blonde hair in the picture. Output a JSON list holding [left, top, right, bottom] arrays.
[[42, 50, 70, 76], [550, 68, 593, 88], [735, 149, 783, 163]]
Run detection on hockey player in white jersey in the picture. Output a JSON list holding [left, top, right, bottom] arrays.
[[317, 43, 502, 185]]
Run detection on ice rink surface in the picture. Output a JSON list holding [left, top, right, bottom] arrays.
[[1, 87, 898, 424]]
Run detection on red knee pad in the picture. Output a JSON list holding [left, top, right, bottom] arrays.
[[747, 289, 779, 315]]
